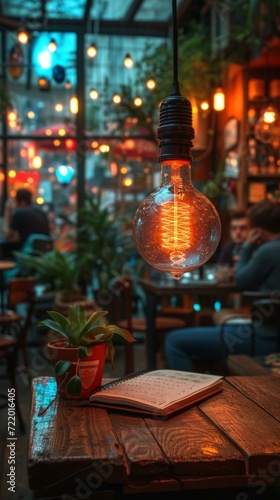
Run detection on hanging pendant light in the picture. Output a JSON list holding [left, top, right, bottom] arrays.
[[87, 43, 97, 58], [124, 53, 133, 68], [48, 38, 57, 53], [254, 104, 280, 144], [132, 0, 221, 280], [17, 27, 29, 45]]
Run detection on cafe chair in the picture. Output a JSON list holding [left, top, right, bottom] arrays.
[[0, 276, 36, 375], [109, 276, 186, 374], [221, 297, 280, 372], [0, 277, 36, 433], [0, 336, 26, 432]]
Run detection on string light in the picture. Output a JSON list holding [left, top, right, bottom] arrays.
[[89, 88, 99, 100], [17, 27, 29, 44], [124, 53, 133, 68], [112, 93, 122, 104], [48, 38, 57, 53], [87, 44, 97, 58], [134, 96, 142, 107], [146, 78, 156, 90]]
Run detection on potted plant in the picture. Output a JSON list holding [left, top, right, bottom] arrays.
[[14, 248, 89, 304], [39, 304, 135, 400]]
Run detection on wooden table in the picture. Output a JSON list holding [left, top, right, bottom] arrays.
[[28, 375, 280, 499], [138, 277, 238, 370]]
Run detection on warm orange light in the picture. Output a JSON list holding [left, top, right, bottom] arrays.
[[263, 110, 276, 124], [45, 129, 52, 136], [17, 29, 28, 44], [122, 177, 133, 187], [134, 96, 142, 107], [36, 197, 44, 205], [0, 172, 5, 182], [27, 145, 36, 160], [133, 161, 221, 279], [65, 138, 76, 150], [58, 128, 66, 136], [53, 139, 61, 147], [70, 97, 78, 114], [124, 53, 133, 68], [112, 94, 122, 104], [48, 38, 57, 53], [146, 78, 156, 90], [7, 110, 17, 128], [32, 155, 42, 169], [27, 110, 35, 119], [91, 141, 99, 149], [110, 162, 118, 176], [8, 170, 17, 179], [89, 89, 99, 100], [201, 101, 209, 111], [213, 88, 225, 111], [120, 166, 128, 174], [161, 201, 191, 260], [99, 144, 110, 153], [55, 103, 64, 112], [87, 44, 97, 58]]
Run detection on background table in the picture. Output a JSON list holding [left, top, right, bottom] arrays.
[[28, 374, 280, 499], [138, 277, 238, 370]]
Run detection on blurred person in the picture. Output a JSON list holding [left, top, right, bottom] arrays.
[[165, 200, 280, 372], [217, 211, 251, 267], [5, 188, 50, 249]]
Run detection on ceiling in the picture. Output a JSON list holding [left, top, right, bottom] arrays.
[[0, 0, 198, 37]]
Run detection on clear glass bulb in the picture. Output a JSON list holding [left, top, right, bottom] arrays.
[[133, 161, 221, 279], [254, 105, 280, 145]]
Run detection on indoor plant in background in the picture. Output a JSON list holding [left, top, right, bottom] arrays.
[[39, 304, 135, 399]]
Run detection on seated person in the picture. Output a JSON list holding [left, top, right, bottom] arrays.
[[165, 200, 280, 372], [217, 211, 251, 268], [4, 188, 50, 249]]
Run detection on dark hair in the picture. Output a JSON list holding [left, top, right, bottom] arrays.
[[16, 188, 32, 205], [229, 211, 247, 222], [247, 200, 280, 233]]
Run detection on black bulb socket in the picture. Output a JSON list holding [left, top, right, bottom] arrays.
[[157, 83, 195, 163]]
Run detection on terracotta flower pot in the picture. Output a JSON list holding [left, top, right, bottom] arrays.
[[47, 339, 107, 400]]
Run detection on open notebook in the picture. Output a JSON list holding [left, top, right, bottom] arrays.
[[88, 370, 223, 417]]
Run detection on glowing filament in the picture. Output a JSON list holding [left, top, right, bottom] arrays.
[[161, 201, 191, 264]]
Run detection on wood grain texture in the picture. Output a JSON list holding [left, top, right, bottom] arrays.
[[199, 380, 280, 474], [227, 374, 280, 422], [28, 378, 125, 490], [227, 354, 269, 375], [144, 406, 245, 476], [109, 413, 169, 477]]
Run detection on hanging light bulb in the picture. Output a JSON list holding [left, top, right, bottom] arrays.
[[17, 27, 29, 45], [89, 88, 99, 100], [213, 87, 225, 111], [132, 0, 221, 280], [87, 43, 97, 58], [146, 78, 156, 90], [112, 93, 122, 104], [134, 96, 142, 107], [254, 105, 280, 144], [124, 53, 133, 68], [48, 38, 57, 53]]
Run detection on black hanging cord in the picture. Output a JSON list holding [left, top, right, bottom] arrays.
[[171, 0, 180, 95]]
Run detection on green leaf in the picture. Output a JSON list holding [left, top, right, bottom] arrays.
[[66, 376, 82, 396], [78, 346, 88, 360], [54, 360, 71, 375], [79, 310, 108, 339], [106, 324, 136, 343]]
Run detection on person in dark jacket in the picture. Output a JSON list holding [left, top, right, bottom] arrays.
[[217, 211, 251, 267], [5, 188, 50, 248], [165, 200, 280, 372]]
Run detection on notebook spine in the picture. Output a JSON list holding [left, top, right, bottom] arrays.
[[91, 369, 149, 394]]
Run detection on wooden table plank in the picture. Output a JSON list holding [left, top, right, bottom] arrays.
[[144, 407, 245, 477], [198, 380, 280, 474], [109, 414, 169, 477], [227, 374, 280, 422], [28, 377, 126, 490]]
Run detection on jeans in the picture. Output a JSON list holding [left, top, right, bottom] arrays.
[[165, 324, 278, 371]]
